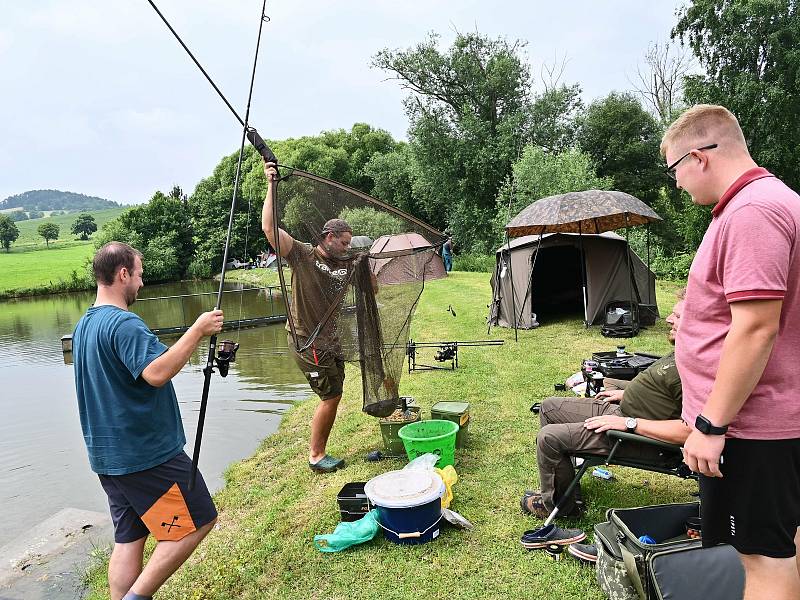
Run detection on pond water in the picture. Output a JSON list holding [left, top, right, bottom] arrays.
[[0, 279, 308, 547]]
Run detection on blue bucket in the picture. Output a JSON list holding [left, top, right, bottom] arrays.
[[374, 498, 443, 545], [364, 469, 445, 545]]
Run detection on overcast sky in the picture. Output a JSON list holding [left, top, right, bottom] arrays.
[[0, 1, 687, 205]]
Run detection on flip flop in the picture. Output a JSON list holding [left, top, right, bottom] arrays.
[[309, 454, 345, 473]]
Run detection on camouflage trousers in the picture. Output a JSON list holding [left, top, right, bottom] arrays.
[[535, 396, 663, 513]]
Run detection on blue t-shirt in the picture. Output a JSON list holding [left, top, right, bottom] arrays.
[[72, 305, 186, 475]]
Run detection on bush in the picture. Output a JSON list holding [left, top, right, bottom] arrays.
[[650, 251, 694, 280], [187, 258, 213, 279], [452, 253, 495, 273]]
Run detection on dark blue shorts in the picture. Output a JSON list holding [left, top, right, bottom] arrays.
[[98, 452, 217, 543]]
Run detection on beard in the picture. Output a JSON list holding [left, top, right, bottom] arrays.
[[125, 289, 138, 307]]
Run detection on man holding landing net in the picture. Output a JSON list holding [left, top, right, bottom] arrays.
[[262, 161, 356, 473]]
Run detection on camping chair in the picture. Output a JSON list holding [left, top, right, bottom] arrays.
[[542, 430, 696, 526]]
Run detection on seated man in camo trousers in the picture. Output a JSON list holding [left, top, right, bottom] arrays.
[[521, 291, 689, 519]]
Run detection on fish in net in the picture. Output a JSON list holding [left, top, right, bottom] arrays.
[[271, 168, 447, 418]]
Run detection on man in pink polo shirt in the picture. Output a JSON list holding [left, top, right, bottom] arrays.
[[661, 104, 800, 599]]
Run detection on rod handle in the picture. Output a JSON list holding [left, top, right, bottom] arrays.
[[246, 127, 278, 164]]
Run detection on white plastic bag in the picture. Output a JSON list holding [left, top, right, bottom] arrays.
[[403, 453, 440, 471]]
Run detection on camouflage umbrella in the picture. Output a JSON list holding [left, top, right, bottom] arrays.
[[501, 190, 661, 330], [505, 190, 661, 238]]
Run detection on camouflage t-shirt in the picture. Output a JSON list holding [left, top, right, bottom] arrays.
[[619, 352, 682, 421], [285, 241, 353, 354]]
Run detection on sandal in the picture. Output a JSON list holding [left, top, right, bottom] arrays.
[[309, 454, 345, 473], [520, 524, 586, 549]]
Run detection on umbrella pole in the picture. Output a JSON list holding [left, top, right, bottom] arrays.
[[624, 213, 637, 330], [578, 222, 589, 328], [504, 229, 518, 342], [646, 224, 652, 304]]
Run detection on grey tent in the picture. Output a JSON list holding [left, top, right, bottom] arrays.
[[489, 232, 657, 328]]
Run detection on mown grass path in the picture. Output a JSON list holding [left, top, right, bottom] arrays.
[[87, 272, 691, 600]]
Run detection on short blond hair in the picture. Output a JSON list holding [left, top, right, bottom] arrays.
[[660, 104, 748, 157]]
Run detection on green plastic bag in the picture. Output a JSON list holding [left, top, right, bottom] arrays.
[[313, 509, 380, 553]]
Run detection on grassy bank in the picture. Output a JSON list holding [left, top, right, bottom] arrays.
[[218, 268, 282, 288], [86, 272, 691, 600], [0, 244, 94, 296]]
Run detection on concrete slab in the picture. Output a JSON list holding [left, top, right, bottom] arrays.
[[0, 507, 113, 600]]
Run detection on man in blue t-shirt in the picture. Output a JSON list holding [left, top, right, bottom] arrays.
[[72, 242, 224, 600]]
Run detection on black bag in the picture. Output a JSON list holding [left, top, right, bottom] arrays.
[[594, 502, 744, 600], [591, 351, 660, 380], [601, 301, 640, 338]]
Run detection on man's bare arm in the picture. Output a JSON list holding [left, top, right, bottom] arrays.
[[142, 310, 224, 387], [584, 415, 691, 445], [261, 162, 294, 258]]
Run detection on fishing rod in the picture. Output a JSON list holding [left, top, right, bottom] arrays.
[[145, 0, 277, 489], [403, 339, 505, 373]]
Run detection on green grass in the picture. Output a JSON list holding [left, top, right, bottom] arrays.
[[85, 273, 691, 600], [12, 207, 129, 248], [0, 244, 94, 293], [218, 268, 282, 288], [0, 207, 131, 296]]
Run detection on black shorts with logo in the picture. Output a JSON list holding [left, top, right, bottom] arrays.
[[700, 437, 800, 558], [98, 451, 217, 543]]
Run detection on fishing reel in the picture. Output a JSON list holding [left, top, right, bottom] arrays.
[[213, 339, 240, 377], [434, 344, 457, 362]]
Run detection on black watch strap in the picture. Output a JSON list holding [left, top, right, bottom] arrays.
[[695, 414, 728, 435]]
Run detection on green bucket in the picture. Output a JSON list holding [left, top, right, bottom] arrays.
[[398, 419, 459, 467]]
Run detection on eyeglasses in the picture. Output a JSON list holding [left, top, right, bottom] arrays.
[[664, 143, 718, 180]]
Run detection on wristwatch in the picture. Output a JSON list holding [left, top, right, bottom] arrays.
[[695, 414, 728, 435], [625, 417, 638, 433]]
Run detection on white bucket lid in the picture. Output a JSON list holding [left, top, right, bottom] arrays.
[[364, 469, 445, 509]]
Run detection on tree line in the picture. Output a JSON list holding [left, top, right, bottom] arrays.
[[90, 1, 800, 281]]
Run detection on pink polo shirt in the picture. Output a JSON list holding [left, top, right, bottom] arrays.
[[677, 167, 800, 439]]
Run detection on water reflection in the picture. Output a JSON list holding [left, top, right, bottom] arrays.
[[0, 280, 307, 548]]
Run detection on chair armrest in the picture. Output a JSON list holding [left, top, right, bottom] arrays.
[[606, 429, 682, 452]]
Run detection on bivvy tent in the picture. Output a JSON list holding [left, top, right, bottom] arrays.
[[370, 232, 447, 285], [488, 232, 657, 328]]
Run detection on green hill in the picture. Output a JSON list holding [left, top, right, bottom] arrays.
[[13, 207, 130, 247], [0, 189, 119, 212]]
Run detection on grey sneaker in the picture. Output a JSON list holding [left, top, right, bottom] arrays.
[[520, 524, 586, 549], [568, 542, 598, 564]]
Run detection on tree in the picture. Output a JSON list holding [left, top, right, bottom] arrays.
[[528, 83, 584, 153], [37, 222, 60, 247], [338, 207, 404, 239], [673, 0, 800, 189], [373, 31, 535, 252], [578, 92, 664, 207], [630, 41, 693, 125], [493, 146, 613, 245], [71, 213, 98, 240], [95, 191, 193, 282], [0, 214, 20, 252]]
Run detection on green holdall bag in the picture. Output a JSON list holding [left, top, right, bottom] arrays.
[[594, 501, 743, 600]]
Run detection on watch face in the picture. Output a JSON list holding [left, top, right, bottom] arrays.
[[696, 415, 711, 434], [626, 417, 637, 430]]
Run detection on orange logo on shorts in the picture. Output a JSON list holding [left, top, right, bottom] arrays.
[[141, 483, 197, 541]]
